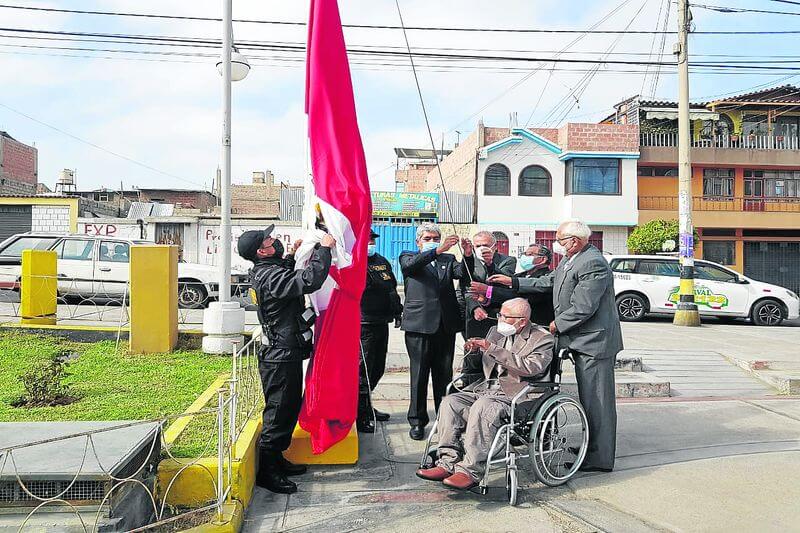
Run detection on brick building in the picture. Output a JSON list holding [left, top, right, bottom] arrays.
[[427, 120, 639, 259], [229, 171, 281, 216], [606, 84, 800, 293], [0, 131, 38, 196], [125, 188, 217, 213], [393, 148, 450, 192]]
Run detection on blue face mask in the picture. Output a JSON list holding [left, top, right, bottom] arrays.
[[367, 244, 377, 256], [518, 254, 535, 271], [421, 241, 439, 253]]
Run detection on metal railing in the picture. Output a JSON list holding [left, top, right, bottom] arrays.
[[640, 132, 800, 150], [638, 195, 800, 212], [0, 333, 263, 531]]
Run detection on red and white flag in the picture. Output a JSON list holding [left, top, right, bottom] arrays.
[[294, 0, 372, 453]]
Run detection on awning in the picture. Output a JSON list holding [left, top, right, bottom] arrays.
[[644, 109, 719, 121]]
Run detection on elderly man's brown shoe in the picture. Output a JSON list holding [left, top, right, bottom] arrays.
[[416, 466, 451, 481], [442, 472, 478, 490]]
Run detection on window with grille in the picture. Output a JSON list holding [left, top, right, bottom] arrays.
[[702, 241, 736, 266], [518, 165, 551, 196], [484, 163, 511, 196], [566, 159, 620, 195], [702, 168, 735, 198]]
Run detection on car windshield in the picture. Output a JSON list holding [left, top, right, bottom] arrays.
[[0, 236, 59, 256]]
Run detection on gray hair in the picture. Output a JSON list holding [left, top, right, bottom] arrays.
[[559, 219, 592, 241], [416, 222, 441, 241], [473, 230, 496, 246], [502, 297, 531, 320]]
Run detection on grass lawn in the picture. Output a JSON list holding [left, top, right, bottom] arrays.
[[0, 331, 236, 457]]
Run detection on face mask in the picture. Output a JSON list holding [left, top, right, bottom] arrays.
[[421, 241, 439, 253], [271, 239, 284, 258], [552, 242, 567, 256], [476, 246, 493, 263], [518, 254, 535, 271], [367, 244, 377, 256], [496, 321, 518, 337]]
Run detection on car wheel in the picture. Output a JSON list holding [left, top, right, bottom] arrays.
[[178, 282, 208, 309], [751, 300, 784, 327], [616, 293, 647, 322]]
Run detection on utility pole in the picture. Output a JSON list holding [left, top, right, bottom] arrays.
[[673, 0, 700, 327]]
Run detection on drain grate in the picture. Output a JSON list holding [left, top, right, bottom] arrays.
[[0, 479, 108, 503]]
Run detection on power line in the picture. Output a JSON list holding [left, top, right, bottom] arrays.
[[691, 3, 800, 16], [4, 3, 800, 34], [0, 102, 203, 187]]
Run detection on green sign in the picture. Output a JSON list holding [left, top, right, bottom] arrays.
[[668, 285, 729, 310], [371, 191, 439, 217]]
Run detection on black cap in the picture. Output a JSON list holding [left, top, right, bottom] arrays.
[[237, 224, 275, 262], [370, 228, 380, 239]]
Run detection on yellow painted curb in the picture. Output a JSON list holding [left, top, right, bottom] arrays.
[[182, 501, 243, 533], [164, 374, 230, 446], [0, 323, 127, 332], [285, 424, 358, 465]]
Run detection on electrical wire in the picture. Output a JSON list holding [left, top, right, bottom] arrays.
[[0, 102, 203, 187], [691, 3, 800, 16]]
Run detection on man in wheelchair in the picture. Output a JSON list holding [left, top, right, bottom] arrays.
[[415, 298, 554, 490]]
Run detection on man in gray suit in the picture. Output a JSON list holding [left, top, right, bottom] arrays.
[[486, 219, 622, 472]]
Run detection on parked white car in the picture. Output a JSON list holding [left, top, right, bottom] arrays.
[[608, 254, 800, 326], [0, 233, 248, 309]]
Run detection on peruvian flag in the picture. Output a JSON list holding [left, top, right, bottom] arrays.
[[294, 0, 372, 453]]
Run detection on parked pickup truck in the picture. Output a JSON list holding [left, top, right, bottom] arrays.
[[0, 233, 248, 309]]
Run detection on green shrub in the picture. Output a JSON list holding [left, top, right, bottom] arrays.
[[627, 219, 699, 255], [14, 353, 77, 407]]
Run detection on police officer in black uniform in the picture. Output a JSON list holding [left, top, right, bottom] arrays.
[[357, 229, 402, 433], [238, 225, 335, 494]]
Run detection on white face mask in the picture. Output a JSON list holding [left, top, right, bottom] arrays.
[[476, 246, 493, 263], [496, 321, 518, 337], [552, 242, 567, 256]]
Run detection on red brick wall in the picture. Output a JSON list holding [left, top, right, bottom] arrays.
[[483, 127, 511, 145], [530, 128, 560, 145], [1, 136, 37, 185], [558, 123, 639, 153], [139, 190, 217, 212], [395, 163, 435, 192]]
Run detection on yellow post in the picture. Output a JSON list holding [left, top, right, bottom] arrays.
[[20, 250, 57, 325], [130, 245, 178, 353]]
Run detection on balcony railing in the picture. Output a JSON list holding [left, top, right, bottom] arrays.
[[639, 195, 800, 212], [640, 133, 800, 150]]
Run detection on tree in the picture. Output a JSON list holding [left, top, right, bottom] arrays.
[[627, 219, 699, 255]]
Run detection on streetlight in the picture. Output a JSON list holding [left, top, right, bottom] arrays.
[[203, 0, 248, 354]]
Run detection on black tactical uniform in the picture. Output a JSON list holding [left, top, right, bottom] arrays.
[[358, 250, 402, 429], [238, 226, 332, 494]]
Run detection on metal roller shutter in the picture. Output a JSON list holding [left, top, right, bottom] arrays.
[[744, 241, 800, 294], [0, 205, 32, 243]]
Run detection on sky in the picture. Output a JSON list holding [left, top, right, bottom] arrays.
[[0, 0, 798, 193]]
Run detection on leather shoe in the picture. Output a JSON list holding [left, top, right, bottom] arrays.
[[357, 418, 375, 433], [442, 472, 478, 490], [256, 465, 298, 494], [277, 455, 307, 476], [409, 425, 425, 440], [373, 409, 390, 422], [415, 466, 451, 481]]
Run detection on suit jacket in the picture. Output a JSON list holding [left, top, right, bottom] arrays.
[[400, 249, 466, 335], [514, 245, 623, 359], [463, 252, 517, 318], [473, 322, 554, 397]]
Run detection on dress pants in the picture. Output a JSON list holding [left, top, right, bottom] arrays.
[[435, 390, 511, 479], [358, 322, 390, 418], [258, 357, 304, 453], [573, 352, 617, 470], [404, 323, 456, 427]]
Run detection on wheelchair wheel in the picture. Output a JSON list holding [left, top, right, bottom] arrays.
[[506, 453, 518, 506], [529, 394, 589, 487]]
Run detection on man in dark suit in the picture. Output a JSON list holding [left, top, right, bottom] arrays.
[[469, 243, 555, 327], [488, 220, 622, 472], [461, 231, 517, 339], [400, 223, 468, 441]]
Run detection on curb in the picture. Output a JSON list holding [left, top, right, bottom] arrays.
[[724, 355, 799, 395]]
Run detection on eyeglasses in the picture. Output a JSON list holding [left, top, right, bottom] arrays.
[[556, 235, 575, 244], [498, 313, 525, 320]]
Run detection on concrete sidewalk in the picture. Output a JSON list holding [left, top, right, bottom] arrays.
[[243, 397, 800, 532]]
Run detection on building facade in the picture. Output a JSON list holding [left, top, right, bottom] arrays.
[[608, 85, 800, 293], [429, 122, 640, 262], [0, 131, 37, 196]]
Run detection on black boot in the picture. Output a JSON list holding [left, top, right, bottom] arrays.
[[357, 392, 375, 433], [257, 452, 297, 494], [277, 454, 307, 476]]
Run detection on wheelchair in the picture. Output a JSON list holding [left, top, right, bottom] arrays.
[[419, 347, 589, 506]]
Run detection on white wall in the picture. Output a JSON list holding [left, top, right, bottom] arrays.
[[77, 218, 145, 240], [476, 136, 639, 227], [196, 220, 304, 272], [32, 206, 71, 234]]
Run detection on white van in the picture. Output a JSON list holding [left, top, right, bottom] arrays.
[[608, 255, 800, 326], [0, 233, 248, 309]]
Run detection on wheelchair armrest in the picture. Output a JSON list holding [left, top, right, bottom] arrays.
[[447, 373, 484, 393]]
